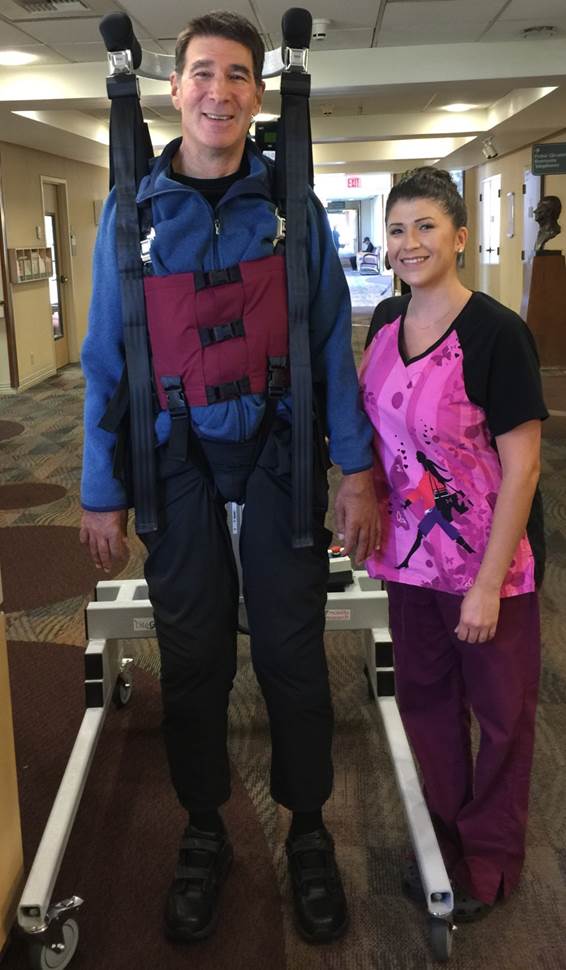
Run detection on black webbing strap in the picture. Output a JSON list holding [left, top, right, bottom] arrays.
[[193, 265, 242, 291], [205, 376, 251, 404], [278, 70, 314, 547], [107, 73, 157, 533], [199, 318, 245, 347], [160, 376, 189, 461]]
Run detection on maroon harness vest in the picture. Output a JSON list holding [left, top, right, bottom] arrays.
[[143, 253, 289, 410]]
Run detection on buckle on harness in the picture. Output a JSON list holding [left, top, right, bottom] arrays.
[[267, 356, 290, 399], [205, 376, 251, 404], [194, 265, 242, 292], [199, 318, 245, 348], [161, 376, 188, 417]]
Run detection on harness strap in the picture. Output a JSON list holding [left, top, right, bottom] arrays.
[[193, 265, 242, 291], [278, 68, 314, 547], [199, 318, 245, 347], [205, 376, 251, 405], [107, 72, 157, 533], [160, 375, 189, 462]]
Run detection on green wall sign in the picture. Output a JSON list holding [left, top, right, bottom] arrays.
[[532, 143, 566, 176]]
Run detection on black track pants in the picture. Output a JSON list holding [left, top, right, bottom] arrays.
[[141, 422, 334, 812]]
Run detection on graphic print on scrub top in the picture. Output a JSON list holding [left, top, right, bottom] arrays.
[[360, 315, 535, 597], [396, 450, 475, 570]]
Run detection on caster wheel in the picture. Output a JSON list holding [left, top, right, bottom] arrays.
[[28, 918, 79, 970], [429, 916, 453, 962], [112, 675, 132, 709]]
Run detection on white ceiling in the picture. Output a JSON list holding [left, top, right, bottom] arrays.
[[1, 0, 566, 174]]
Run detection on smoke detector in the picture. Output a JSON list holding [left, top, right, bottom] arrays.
[[312, 18, 331, 40], [522, 25, 557, 39]]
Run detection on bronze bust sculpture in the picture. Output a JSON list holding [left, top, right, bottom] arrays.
[[534, 195, 562, 253]]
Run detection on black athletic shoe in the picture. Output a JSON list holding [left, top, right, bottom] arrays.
[[164, 823, 233, 942], [285, 827, 349, 943]]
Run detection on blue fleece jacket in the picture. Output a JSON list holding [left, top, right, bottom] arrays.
[[81, 137, 373, 511]]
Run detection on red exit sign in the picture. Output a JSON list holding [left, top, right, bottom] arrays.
[[347, 176, 361, 188]]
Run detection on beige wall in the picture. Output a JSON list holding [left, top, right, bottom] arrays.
[[0, 142, 107, 390], [465, 129, 566, 314]]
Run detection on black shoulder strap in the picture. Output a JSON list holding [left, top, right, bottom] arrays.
[[106, 70, 157, 534], [277, 56, 315, 548]]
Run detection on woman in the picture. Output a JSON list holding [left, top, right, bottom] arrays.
[[359, 167, 547, 921]]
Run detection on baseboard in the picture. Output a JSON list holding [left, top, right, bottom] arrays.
[[0, 365, 57, 394]]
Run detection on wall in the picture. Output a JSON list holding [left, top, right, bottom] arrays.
[[465, 129, 566, 314], [459, 166, 478, 292], [0, 143, 108, 390]]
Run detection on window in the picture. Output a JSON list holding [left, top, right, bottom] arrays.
[[44, 213, 63, 339]]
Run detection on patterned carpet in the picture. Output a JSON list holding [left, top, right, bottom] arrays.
[[1, 353, 566, 970]]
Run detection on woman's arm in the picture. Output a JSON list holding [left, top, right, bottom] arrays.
[[455, 419, 542, 643]]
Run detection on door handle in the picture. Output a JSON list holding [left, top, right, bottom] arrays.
[[59, 275, 69, 284]]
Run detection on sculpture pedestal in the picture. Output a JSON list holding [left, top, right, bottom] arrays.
[[522, 252, 566, 367]]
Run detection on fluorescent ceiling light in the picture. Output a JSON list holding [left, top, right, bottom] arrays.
[[254, 113, 279, 122], [0, 50, 39, 66], [441, 103, 477, 113]]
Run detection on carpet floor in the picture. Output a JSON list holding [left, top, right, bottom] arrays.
[[1, 346, 565, 970]]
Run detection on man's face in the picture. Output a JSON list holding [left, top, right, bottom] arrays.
[[170, 35, 264, 159]]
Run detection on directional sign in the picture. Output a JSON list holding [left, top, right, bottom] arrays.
[[532, 143, 566, 176]]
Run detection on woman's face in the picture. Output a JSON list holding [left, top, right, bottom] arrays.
[[386, 197, 467, 289]]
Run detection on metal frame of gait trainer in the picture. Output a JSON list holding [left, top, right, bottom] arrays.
[[17, 562, 455, 966], [16, 622, 133, 969]]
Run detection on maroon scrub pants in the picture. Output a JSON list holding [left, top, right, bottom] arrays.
[[386, 581, 541, 904]]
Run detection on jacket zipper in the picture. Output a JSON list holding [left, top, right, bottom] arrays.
[[212, 212, 245, 441]]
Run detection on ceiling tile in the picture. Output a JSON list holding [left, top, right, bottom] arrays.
[[18, 17, 103, 44], [257, 1, 379, 35], [0, 18, 43, 44], [377, 23, 482, 45], [118, 0, 254, 39], [500, 0, 566, 18], [309, 27, 373, 51], [51, 41, 108, 61]]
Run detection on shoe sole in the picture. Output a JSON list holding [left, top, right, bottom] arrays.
[[294, 912, 350, 945], [164, 847, 234, 943]]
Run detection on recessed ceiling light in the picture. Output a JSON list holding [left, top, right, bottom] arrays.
[[0, 50, 39, 66], [522, 25, 556, 39], [441, 103, 477, 113], [254, 113, 279, 123]]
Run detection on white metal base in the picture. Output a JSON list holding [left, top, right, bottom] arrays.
[[17, 569, 453, 955]]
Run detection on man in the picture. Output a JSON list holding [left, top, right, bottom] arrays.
[[80, 10, 378, 946]]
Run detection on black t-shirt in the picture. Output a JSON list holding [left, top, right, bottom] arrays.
[[170, 154, 250, 209]]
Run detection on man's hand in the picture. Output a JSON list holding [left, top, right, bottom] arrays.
[[455, 582, 500, 643], [79, 509, 129, 573], [334, 469, 380, 564]]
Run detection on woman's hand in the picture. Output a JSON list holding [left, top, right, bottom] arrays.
[[80, 509, 129, 572], [455, 582, 500, 643]]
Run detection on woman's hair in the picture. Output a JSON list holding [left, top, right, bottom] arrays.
[[175, 10, 265, 83], [386, 167, 467, 229]]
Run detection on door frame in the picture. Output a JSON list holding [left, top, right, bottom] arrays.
[[39, 176, 76, 364], [0, 155, 18, 389]]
